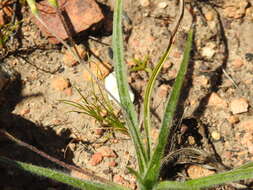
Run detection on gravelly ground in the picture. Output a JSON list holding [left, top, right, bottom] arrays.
[[1, 0, 253, 189]]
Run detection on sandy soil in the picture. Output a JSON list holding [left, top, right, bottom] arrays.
[[1, 0, 253, 189]]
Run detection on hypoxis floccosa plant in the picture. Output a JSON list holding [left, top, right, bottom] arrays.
[[1, 0, 253, 190]]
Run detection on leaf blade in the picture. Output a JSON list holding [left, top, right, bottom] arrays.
[[112, 0, 148, 172], [142, 0, 185, 160], [0, 156, 129, 190], [156, 164, 253, 190], [143, 29, 194, 189]]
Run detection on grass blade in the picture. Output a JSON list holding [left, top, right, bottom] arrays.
[[142, 0, 185, 159], [112, 0, 148, 172], [0, 156, 129, 190], [156, 164, 253, 190], [155, 181, 193, 190], [143, 29, 193, 189], [232, 162, 253, 171]]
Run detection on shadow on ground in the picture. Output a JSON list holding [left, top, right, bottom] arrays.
[[0, 72, 76, 190]]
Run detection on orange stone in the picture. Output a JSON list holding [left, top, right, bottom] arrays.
[[51, 76, 70, 91], [208, 92, 227, 108], [33, 0, 104, 44], [187, 165, 215, 179], [230, 98, 249, 114], [90, 152, 103, 166]]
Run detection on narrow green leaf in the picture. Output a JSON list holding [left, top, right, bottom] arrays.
[[143, 50, 170, 160], [0, 157, 128, 190], [231, 162, 253, 171], [155, 180, 192, 190], [143, 29, 193, 189], [142, 0, 185, 160], [185, 167, 253, 189], [48, 0, 59, 8], [112, 0, 148, 172], [156, 165, 253, 190], [26, 0, 39, 15]]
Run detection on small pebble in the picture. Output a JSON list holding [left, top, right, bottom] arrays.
[[230, 98, 249, 114], [90, 152, 103, 166], [246, 7, 253, 21], [188, 136, 195, 145], [51, 77, 70, 91], [208, 92, 227, 108], [205, 11, 214, 21], [157, 2, 168, 9], [162, 61, 172, 71], [97, 146, 117, 158], [113, 175, 129, 186], [108, 160, 117, 167], [201, 44, 216, 59], [227, 115, 240, 124], [187, 165, 215, 179], [211, 131, 221, 141]]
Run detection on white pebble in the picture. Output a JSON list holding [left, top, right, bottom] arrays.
[[157, 2, 168, 9], [201, 42, 216, 59], [230, 98, 249, 114], [211, 131, 221, 141], [104, 72, 134, 103]]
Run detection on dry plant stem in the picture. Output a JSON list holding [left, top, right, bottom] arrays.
[[0, 129, 110, 184], [166, 0, 184, 52], [222, 68, 239, 89], [161, 148, 206, 166], [55, 8, 80, 63]]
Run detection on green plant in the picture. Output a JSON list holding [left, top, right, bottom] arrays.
[[0, 21, 20, 48], [0, 0, 21, 48], [1, 0, 253, 190], [129, 56, 152, 75], [60, 85, 128, 135]]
